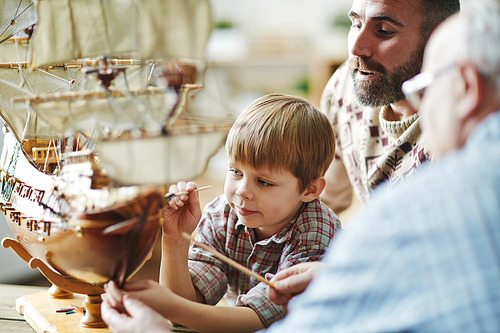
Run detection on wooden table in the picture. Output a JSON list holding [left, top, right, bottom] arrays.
[[0, 284, 44, 332], [0, 284, 111, 333], [0, 284, 196, 333]]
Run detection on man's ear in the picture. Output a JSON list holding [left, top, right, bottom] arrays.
[[456, 62, 484, 121], [301, 177, 326, 203]]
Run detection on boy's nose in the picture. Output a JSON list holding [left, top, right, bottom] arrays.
[[235, 181, 253, 200]]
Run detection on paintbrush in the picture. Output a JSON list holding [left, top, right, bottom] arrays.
[[165, 185, 212, 201], [181, 232, 276, 288]]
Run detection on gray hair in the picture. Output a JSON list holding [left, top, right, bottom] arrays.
[[453, 0, 500, 90]]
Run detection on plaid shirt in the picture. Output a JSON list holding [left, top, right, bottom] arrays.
[[188, 195, 341, 327]]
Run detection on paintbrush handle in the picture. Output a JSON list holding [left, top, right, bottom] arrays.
[[181, 232, 275, 288], [165, 185, 212, 199]]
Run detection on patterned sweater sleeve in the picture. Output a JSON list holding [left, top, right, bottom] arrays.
[[320, 61, 355, 213]]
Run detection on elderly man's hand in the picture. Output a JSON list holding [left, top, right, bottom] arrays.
[[102, 295, 172, 333], [267, 262, 323, 306]]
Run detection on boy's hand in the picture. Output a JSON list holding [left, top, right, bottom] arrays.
[[267, 262, 323, 306], [102, 295, 172, 333], [162, 181, 202, 236]]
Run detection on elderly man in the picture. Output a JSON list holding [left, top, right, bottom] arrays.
[[321, 0, 460, 212], [265, 0, 500, 331]]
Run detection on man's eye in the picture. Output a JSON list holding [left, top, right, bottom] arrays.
[[379, 29, 394, 36], [350, 23, 361, 30]]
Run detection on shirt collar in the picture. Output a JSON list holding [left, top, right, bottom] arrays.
[[466, 110, 500, 147], [379, 105, 419, 137]]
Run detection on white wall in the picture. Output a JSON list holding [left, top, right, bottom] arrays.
[[207, 0, 351, 60], [209, 0, 351, 36]]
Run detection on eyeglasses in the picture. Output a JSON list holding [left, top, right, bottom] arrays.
[[402, 63, 456, 110]]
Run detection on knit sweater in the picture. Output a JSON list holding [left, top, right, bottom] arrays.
[[320, 61, 430, 212]]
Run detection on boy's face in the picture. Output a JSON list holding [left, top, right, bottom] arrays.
[[224, 160, 308, 241]]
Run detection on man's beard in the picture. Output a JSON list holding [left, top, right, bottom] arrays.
[[349, 51, 423, 107]]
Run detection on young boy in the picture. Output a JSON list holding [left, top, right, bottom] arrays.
[[103, 94, 341, 333]]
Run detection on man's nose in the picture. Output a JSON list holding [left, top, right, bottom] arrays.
[[348, 27, 373, 58]]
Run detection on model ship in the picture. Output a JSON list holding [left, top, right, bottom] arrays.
[[0, 0, 232, 327]]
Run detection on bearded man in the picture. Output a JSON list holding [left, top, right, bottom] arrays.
[[320, 0, 460, 213]]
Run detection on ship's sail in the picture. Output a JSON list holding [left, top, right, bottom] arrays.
[[0, 39, 162, 143], [30, 0, 139, 68], [0, 0, 234, 187], [140, 0, 212, 61], [0, 0, 37, 44], [31, 0, 212, 68], [10, 61, 169, 141], [13, 0, 228, 162], [0, 39, 65, 142]]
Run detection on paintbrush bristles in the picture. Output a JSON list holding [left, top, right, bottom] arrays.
[[181, 232, 275, 288]]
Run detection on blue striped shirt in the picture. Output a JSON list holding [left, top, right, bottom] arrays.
[[265, 111, 500, 332]]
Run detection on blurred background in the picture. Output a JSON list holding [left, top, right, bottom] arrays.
[[195, 0, 351, 115], [0, 0, 354, 286]]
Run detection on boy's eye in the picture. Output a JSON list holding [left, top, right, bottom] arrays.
[[258, 179, 274, 187], [229, 168, 242, 176]]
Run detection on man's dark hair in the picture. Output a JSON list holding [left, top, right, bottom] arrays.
[[420, 0, 461, 40]]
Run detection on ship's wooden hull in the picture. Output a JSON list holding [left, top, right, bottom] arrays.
[[2, 191, 162, 286], [0, 130, 164, 287]]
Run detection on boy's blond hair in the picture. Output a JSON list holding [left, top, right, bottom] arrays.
[[226, 93, 335, 193]]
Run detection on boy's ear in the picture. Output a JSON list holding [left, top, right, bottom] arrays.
[[301, 177, 326, 202]]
